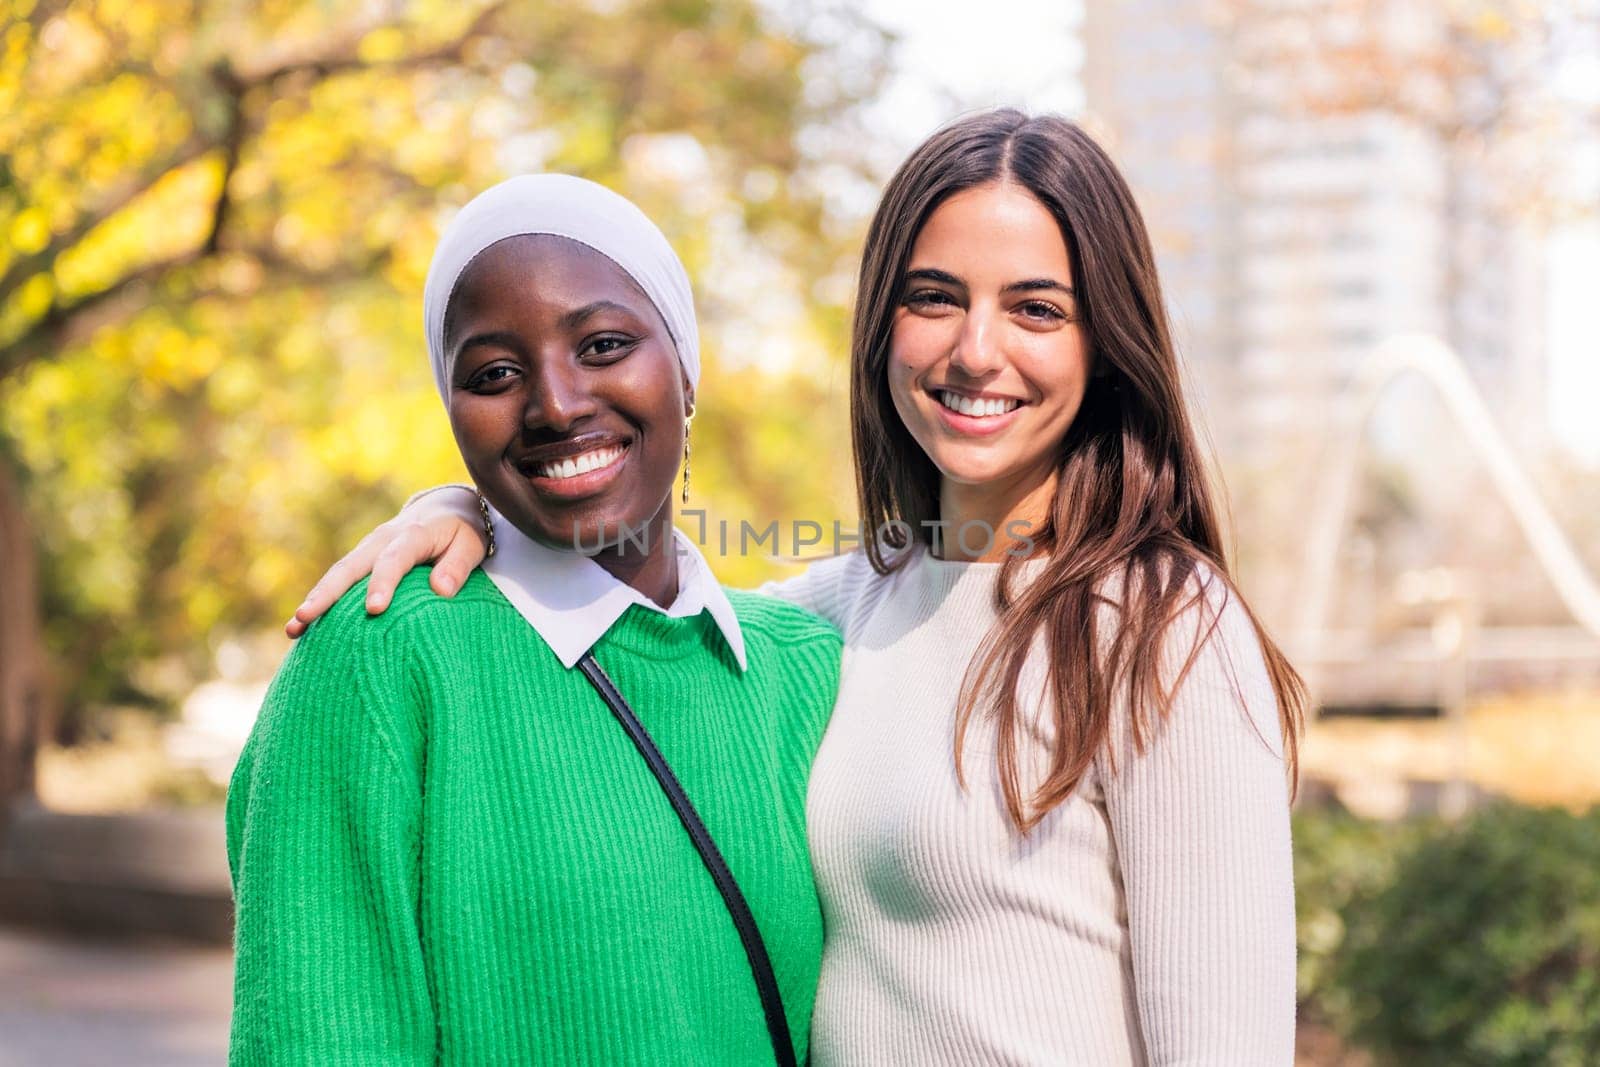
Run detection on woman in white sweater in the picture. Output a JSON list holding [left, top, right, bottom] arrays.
[[287, 109, 1305, 1065]]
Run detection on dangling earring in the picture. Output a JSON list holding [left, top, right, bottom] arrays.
[[681, 417, 692, 503], [476, 491, 497, 559]]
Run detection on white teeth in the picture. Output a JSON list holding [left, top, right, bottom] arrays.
[[938, 390, 1021, 417], [536, 445, 625, 480]]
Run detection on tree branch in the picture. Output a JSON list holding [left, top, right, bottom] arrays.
[[20, 0, 70, 36], [0, 252, 198, 380], [203, 61, 247, 256], [1, 2, 505, 310], [233, 2, 508, 89], [241, 244, 396, 289], [0, 243, 397, 382], [0, 132, 218, 306]]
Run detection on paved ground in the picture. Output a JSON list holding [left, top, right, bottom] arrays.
[[0, 924, 232, 1066], [0, 923, 1369, 1065]]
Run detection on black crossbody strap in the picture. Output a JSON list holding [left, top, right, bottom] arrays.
[[576, 651, 797, 1067]]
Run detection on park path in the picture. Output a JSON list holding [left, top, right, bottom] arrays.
[[0, 924, 231, 1066]]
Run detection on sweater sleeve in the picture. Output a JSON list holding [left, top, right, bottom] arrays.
[[226, 610, 435, 1065], [1098, 583, 1297, 1065], [751, 551, 859, 630]]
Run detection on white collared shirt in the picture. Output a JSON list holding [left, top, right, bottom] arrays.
[[480, 504, 747, 672]]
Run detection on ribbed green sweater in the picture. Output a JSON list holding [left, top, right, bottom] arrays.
[[227, 566, 841, 1065]]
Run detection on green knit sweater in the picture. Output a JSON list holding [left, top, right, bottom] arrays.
[[227, 566, 841, 1065]]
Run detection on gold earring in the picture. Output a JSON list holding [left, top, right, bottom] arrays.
[[476, 492, 497, 559], [681, 419, 692, 503]]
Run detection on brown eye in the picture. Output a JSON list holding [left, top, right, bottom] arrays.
[[466, 364, 520, 392], [579, 334, 638, 362], [904, 290, 957, 309], [1019, 300, 1066, 322]]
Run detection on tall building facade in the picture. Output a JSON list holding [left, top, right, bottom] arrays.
[[1081, 0, 1545, 461]]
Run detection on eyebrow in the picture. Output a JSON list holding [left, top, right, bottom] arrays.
[[1003, 277, 1075, 297], [904, 268, 964, 289], [559, 299, 635, 331], [903, 268, 1075, 297], [454, 330, 525, 361]]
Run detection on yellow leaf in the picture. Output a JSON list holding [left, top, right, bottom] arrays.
[[358, 26, 408, 64], [17, 271, 53, 316], [10, 206, 50, 253]]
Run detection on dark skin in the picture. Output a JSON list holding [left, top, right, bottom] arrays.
[[444, 234, 693, 608]]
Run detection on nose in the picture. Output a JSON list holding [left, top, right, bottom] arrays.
[[948, 302, 1004, 378], [524, 359, 597, 432]]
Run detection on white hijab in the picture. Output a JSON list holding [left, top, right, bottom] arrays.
[[422, 174, 700, 401]]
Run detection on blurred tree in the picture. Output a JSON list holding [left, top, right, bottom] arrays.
[[0, 0, 886, 795]]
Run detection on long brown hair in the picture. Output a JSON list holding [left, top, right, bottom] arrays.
[[850, 108, 1305, 832]]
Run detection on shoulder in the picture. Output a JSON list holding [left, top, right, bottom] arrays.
[[277, 567, 518, 725], [1094, 553, 1283, 742], [1165, 559, 1263, 678], [274, 564, 517, 689], [726, 587, 843, 655], [752, 548, 872, 605], [754, 547, 897, 635], [260, 566, 516, 749], [726, 588, 843, 705], [304, 565, 514, 649], [1092, 554, 1251, 651], [247, 574, 462, 787], [364, 564, 509, 622], [725, 588, 841, 741]]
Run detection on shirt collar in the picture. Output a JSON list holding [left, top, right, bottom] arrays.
[[480, 504, 747, 672]]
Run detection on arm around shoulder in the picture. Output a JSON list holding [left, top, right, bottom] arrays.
[[751, 549, 874, 634]]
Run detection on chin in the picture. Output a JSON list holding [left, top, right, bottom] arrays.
[[924, 448, 1012, 486], [935, 449, 1066, 503], [531, 513, 638, 553]]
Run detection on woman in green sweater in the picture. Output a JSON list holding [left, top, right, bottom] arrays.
[[226, 174, 842, 1065], [284, 111, 1306, 1065]]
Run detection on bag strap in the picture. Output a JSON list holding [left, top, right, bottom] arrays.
[[576, 651, 798, 1067]]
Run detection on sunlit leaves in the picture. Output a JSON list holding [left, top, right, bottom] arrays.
[[1, 0, 886, 722]]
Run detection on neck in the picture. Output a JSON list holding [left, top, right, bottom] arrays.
[[589, 506, 680, 608], [936, 465, 1057, 562]]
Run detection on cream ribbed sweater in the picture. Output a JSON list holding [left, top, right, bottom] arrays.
[[763, 546, 1296, 1066]]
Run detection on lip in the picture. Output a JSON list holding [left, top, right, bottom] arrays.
[[515, 437, 632, 501], [927, 388, 1026, 437], [932, 384, 1026, 403], [515, 431, 631, 467]]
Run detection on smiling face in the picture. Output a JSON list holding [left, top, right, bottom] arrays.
[[444, 234, 689, 555], [887, 181, 1090, 520]]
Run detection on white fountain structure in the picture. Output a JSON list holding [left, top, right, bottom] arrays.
[[1287, 334, 1600, 816]]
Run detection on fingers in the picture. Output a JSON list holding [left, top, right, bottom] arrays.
[[282, 503, 489, 639], [367, 521, 437, 614], [428, 523, 491, 598], [284, 526, 393, 638], [368, 513, 488, 608]]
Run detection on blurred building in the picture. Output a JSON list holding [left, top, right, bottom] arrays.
[[1081, 0, 1547, 461]]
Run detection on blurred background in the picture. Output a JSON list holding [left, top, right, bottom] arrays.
[[0, 0, 1596, 1063]]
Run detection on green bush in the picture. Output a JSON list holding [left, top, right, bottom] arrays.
[[1293, 808, 1426, 1028], [1323, 804, 1600, 1066]]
